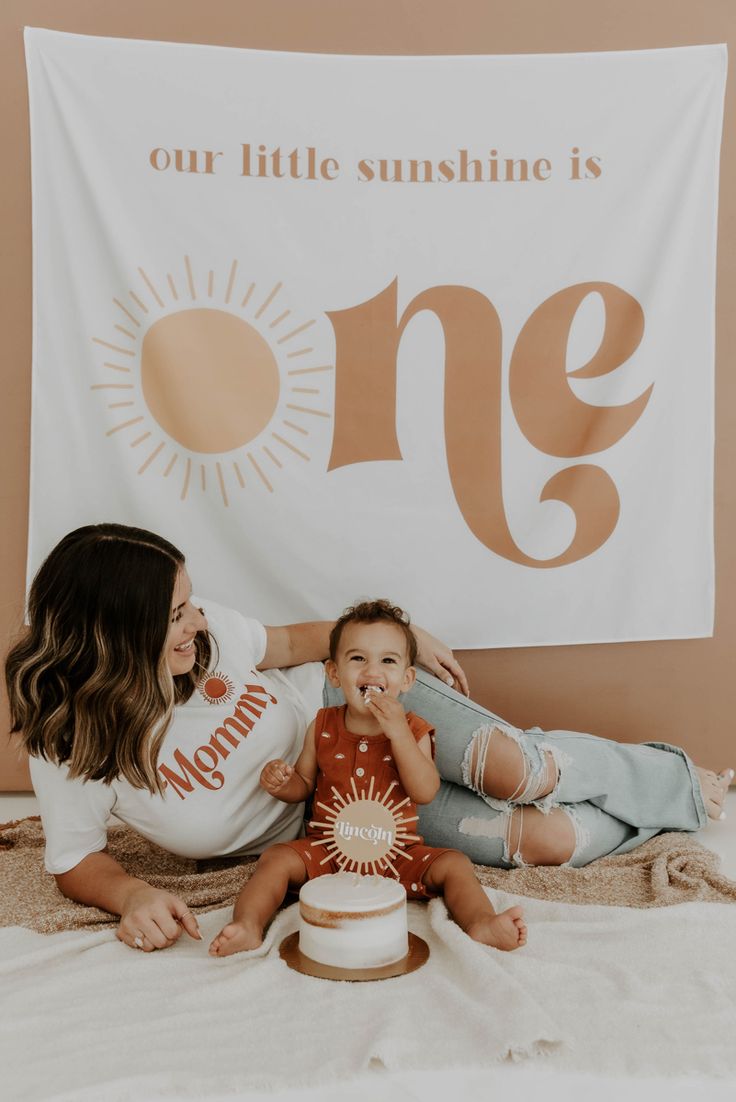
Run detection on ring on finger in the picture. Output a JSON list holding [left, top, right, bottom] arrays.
[[133, 934, 144, 949]]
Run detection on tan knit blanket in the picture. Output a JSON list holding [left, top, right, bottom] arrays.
[[2, 815, 734, 933]]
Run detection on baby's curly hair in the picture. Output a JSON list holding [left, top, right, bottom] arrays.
[[328, 599, 418, 665]]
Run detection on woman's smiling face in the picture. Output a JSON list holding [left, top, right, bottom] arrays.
[[165, 568, 207, 676]]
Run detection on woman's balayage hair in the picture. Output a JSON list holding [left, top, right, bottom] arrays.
[[4, 523, 212, 794]]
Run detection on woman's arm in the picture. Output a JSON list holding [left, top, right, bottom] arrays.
[[260, 621, 469, 695], [259, 622, 331, 670], [56, 850, 201, 951]]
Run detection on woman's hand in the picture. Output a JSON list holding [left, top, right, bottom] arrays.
[[117, 885, 202, 952], [55, 850, 201, 953], [413, 625, 469, 696]]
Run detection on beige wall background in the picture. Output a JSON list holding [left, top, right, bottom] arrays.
[[2, 0, 734, 789]]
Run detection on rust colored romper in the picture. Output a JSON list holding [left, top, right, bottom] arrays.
[[279, 705, 453, 899]]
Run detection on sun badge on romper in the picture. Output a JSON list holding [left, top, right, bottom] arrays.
[[308, 777, 421, 876]]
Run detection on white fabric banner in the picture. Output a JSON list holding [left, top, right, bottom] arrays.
[[24, 29, 726, 647]]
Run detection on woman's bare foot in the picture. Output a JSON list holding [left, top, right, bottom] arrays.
[[696, 767, 733, 820], [466, 905, 527, 951], [209, 918, 264, 957]]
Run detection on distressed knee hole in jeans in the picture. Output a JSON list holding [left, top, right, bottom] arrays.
[[461, 723, 569, 813], [458, 805, 582, 868], [557, 804, 590, 867], [458, 807, 530, 868]]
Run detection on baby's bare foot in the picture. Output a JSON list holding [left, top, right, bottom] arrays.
[[696, 767, 733, 820], [466, 905, 527, 952], [209, 919, 264, 957]]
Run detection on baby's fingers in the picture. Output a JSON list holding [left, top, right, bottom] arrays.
[[260, 760, 292, 790], [366, 693, 398, 716]]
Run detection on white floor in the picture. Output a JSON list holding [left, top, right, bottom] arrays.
[[3, 790, 735, 1102]]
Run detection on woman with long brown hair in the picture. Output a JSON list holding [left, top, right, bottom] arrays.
[[6, 523, 730, 953]]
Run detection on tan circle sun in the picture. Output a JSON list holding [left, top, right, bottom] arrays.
[[90, 257, 333, 504], [142, 308, 280, 453]]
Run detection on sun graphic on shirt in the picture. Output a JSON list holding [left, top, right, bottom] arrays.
[[89, 257, 333, 505], [308, 777, 422, 876], [197, 671, 236, 705]]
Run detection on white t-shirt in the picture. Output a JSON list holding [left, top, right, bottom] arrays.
[[29, 599, 326, 874]]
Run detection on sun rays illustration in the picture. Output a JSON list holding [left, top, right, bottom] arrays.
[[197, 671, 236, 705], [90, 257, 333, 505], [308, 776, 422, 876]]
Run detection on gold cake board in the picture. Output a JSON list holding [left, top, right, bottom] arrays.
[[279, 931, 429, 982]]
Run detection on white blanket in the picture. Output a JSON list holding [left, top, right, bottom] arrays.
[[2, 889, 734, 1101]]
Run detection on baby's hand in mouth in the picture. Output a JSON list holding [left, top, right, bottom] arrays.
[[359, 685, 385, 699]]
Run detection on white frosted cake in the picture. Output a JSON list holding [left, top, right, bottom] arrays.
[[298, 872, 408, 970]]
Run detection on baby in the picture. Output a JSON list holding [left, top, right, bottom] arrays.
[[210, 599, 526, 956]]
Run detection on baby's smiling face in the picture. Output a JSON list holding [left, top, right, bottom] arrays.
[[326, 620, 415, 712]]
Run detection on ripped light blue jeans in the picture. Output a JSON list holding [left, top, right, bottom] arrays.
[[324, 669, 707, 869]]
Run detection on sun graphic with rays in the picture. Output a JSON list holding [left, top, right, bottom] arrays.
[[308, 776, 422, 877], [90, 257, 333, 505], [197, 671, 235, 706]]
